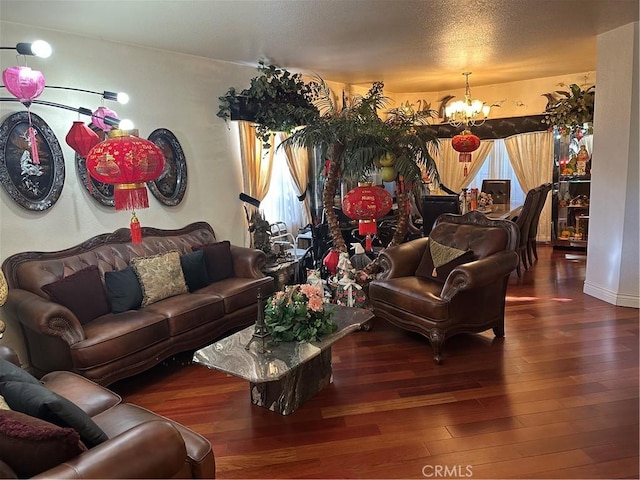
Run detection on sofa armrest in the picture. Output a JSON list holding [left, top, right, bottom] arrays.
[[377, 237, 429, 279], [32, 420, 187, 479], [230, 245, 268, 278], [41, 370, 122, 417], [0, 345, 21, 366], [2, 289, 85, 345], [440, 250, 519, 301]]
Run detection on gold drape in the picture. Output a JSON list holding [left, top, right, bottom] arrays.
[[238, 121, 275, 245], [504, 131, 553, 241], [433, 139, 494, 192]]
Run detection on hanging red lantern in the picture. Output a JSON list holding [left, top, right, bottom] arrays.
[[65, 121, 100, 157], [86, 129, 165, 210], [342, 183, 393, 251], [86, 129, 165, 243], [2, 66, 46, 164], [452, 129, 480, 176], [92, 106, 118, 132]]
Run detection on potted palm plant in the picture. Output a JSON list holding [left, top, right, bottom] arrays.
[[217, 62, 322, 147], [283, 80, 441, 258]]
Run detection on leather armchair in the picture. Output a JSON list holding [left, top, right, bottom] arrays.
[[0, 345, 215, 479], [369, 211, 519, 364]]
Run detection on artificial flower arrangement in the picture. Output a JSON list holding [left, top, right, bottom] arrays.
[[477, 191, 494, 209], [264, 284, 337, 342]]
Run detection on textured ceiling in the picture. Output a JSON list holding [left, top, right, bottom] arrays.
[[0, 0, 637, 92]]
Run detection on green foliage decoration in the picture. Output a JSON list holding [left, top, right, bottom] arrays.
[[542, 83, 595, 135], [217, 61, 322, 148]]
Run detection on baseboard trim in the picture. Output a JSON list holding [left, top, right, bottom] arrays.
[[584, 281, 640, 308]]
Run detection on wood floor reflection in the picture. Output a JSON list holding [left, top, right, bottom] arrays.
[[114, 246, 639, 479]]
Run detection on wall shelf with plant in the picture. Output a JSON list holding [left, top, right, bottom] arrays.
[[542, 83, 595, 135], [217, 62, 322, 147]]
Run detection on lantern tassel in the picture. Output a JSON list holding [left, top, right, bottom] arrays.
[[365, 234, 373, 252], [27, 110, 40, 165], [114, 183, 149, 211], [130, 212, 142, 244]]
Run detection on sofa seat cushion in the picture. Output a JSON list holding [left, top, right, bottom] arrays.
[[195, 276, 274, 314], [144, 293, 226, 336], [369, 277, 449, 321], [71, 310, 169, 369]]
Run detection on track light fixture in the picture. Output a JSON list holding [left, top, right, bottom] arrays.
[[1, 40, 52, 58]]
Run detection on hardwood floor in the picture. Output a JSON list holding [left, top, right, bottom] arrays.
[[113, 245, 639, 479]]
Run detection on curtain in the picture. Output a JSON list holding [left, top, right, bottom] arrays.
[[238, 121, 275, 245], [505, 131, 554, 241], [433, 138, 494, 192], [278, 132, 312, 226]]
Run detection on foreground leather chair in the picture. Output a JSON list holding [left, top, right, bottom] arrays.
[[369, 211, 519, 364], [0, 346, 215, 479]]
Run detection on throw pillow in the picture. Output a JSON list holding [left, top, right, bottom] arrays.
[[104, 266, 143, 313], [195, 241, 235, 283], [131, 251, 189, 307], [0, 380, 108, 448], [0, 358, 41, 385], [415, 239, 475, 283], [41, 265, 110, 325], [0, 395, 9, 410], [0, 410, 84, 478], [180, 250, 210, 292]]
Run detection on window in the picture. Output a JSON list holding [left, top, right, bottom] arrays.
[[467, 139, 525, 206], [260, 147, 305, 236]]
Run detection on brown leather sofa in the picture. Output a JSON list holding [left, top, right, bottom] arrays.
[[0, 345, 215, 479], [369, 211, 519, 364], [1, 222, 274, 386]]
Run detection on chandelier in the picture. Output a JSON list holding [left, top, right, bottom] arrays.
[[445, 72, 491, 127]]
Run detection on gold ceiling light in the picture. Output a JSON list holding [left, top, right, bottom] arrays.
[[445, 72, 491, 127]]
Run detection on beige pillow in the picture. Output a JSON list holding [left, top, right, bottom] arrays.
[[131, 251, 188, 307], [0, 395, 10, 410]]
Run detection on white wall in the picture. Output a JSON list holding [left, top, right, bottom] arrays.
[[0, 22, 259, 361], [584, 22, 639, 308], [1, 22, 256, 257]]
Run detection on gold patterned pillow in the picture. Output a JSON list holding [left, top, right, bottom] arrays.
[[415, 239, 474, 283], [131, 251, 188, 307]]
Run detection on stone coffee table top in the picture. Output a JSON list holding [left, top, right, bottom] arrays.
[[193, 305, 373, 383]]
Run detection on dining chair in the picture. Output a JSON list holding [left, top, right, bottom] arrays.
[[481, 179, 511, 206], [513, 186, 541, 277], [526, 182, 553, 266], [421, 194, 460, 236]]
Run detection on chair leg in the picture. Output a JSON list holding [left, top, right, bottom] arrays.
[[493, 319, 505, 337], [428, 329, 445, 365], [531, 239, 538, 261]]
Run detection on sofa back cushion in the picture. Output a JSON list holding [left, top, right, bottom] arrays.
[[2, 223, 217, 298]]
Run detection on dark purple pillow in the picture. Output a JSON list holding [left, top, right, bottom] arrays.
[[42, 265, 110, 324], [0, 410, 84, 478], [194, 241, 235, 283]]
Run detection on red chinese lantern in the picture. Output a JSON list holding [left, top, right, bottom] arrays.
[[65, 121, 100, 157], [86, 129, 166, 243], [452, 129, 480, 177], [2, 66, 46, 164], [342, 183, 393, 251]]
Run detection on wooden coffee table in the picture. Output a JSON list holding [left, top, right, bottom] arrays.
[[193, 305, 374, 415]]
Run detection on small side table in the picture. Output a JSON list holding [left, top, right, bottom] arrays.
[[262, 259, 299, 291]]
